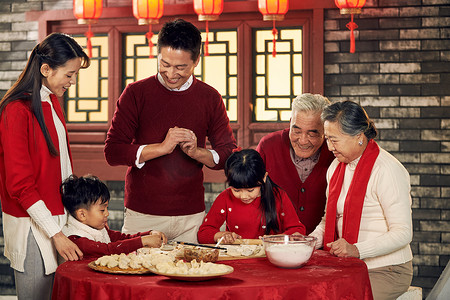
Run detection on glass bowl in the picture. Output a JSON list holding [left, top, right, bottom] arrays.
[[261, 235, 316, 268]]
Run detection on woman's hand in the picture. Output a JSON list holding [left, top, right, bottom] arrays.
[[214, 231, 241, 244], [52, 231, 83, 261], [326, 238, 360, 258]]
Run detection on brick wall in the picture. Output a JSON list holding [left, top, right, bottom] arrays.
[[324, 0, 450, 295], [0, 0, 449, 297]]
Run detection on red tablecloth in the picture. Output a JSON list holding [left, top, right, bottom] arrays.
[[52, 250, 373, 300]]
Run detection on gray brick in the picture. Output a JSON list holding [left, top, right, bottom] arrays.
[[363, 106, 380, 118], [325, 74, 359, 85], [444, 188, 450, 198], [422, 39, 450, 50], [422, 198, 450, 209], [374, 118, 398, 129], [324, 42, 339, 52], [400, 141, 440, 152], [379, 0, 421, 6], [400, 51, 440, 62], [12, 2, 41, 13], [340, 63, 379, 73], [0, 71, 21, 80], [11, 21, 38, 32], [421, 153, 450, 164], [404, 164, 440, 174], [392, 152, 421, 163], [423, 82, 450, 96], [377, 140, 399, 151], [424, 0, 450, 4], [443, 97, 450, 106], [420, 243, 448, 255], [421, 130, 450, 141], [324, 30, 359, 42], [0, 3, 11, 13], [0, 31, 27, 42], [324, 64, 339, 74], [341, 85, 379, 96], [43, 1, 72, 10], [338, 18, 379, 31], [443, 233, 450, 243], [442, 165, 450, 175], [400, 7, 440, 17], [381, 107, 420, 118], [441, 28, 450, 39], [420, 221, 450, 232], [418, 266, 446, 278], [341, 41, 379, 52], [324, 85, 340, 96], [421, 107, 450, 118], [0, 50, 27, 61], [442, 51, 450, 61], [380, 62, 421, 73], [324, 20, 339, 31], [443, 210, 450, 220], [362, 8, 399, 18], [12, 41, 37, 51], [359, 52, 399, 63], [422, 62, 450, 73], [443, 142, 450, 152], [421, 175, 450, 186], [401, 96, 441, 107], [412, 231, 441, 242], [400, 118, 441, 129], [400, 29, 441, 39], [379, 85, 421, 96], [380, 40, 421, 51], [360, 96, 399, 107], [410, 174, 420, 185], [400, 74, 440, 84], [412, 187, 440, 198], [324, 53, 359, 63], [0, 42, 11, 51], [413, 255, 440, 266], [380, 18, 421, 29], [360, 30, 399, 40], [0, 12, 25, 23]]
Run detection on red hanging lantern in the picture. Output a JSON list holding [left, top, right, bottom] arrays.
[[73, 0, 103, 58], [258, 0, 289, 57], [334, 0, 366, 53], [193, 0, 224, 56], [133, 0, 164, 58]]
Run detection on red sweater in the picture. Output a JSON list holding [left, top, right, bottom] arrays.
[[68, 229, 150, 259], [104, 76, 236, 216], [0, 97, 72, 217], [257, 129, 334, 234], [197, 188, 306, 244]]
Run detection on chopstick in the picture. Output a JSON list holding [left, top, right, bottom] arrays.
[[215, 236, 225, 248], [176, 241, 227, 251]]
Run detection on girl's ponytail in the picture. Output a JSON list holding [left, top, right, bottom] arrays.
[[260, 176, 280, 235]]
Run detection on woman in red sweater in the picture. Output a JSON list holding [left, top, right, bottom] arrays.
[[198, 149, 306, 244], [0, 33, 89, 300]]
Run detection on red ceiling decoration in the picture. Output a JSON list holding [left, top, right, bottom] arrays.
[[132, 0, 164, 58], [258, 0, 289, 57], [73, 0, 103, 58], [334, 0, 366, 53], [193, 0, 224, 56]]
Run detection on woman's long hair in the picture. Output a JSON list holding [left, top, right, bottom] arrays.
[[225, 149, 281, 235], [0, 32, 90, 156]]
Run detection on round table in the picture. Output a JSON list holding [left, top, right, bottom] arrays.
[[52, 250, 373, 300]]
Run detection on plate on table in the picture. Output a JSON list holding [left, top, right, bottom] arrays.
[[87, 261, 153, 275], [147, 265, 234, 281]]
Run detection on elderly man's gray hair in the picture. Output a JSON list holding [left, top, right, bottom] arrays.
[[291, 93, 330, 116]]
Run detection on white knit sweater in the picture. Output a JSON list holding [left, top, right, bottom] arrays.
[[310, 147, 413, 270]]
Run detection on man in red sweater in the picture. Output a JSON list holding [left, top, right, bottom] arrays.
[[256, 94, 334, 234], [104, 19, 236, 243]]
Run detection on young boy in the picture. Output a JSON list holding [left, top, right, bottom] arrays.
[[61, 175, 167, 259]]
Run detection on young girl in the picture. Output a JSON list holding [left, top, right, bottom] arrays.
[[0, 33, 89, 300], [61, 175, 167, 259], [197, 149, 306, 244]]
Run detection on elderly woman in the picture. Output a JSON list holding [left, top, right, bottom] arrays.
[[309, 101, 413, 300]]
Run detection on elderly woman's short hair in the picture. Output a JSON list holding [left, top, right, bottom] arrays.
[[321, 101, 377, 140], [291, 93, 330, 116]]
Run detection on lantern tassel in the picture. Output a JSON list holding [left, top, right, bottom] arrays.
[[146, 24, 154, 59], [346, 14, 358, 54], [85, 24, 94, 58], [272, 19, 278, 57], [205, 20, 210, 56]]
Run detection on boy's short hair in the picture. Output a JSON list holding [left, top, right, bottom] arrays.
[[61, 174, 110, 218]]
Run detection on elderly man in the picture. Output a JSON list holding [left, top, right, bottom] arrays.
[[104, 19, 236, 243], [256, 93, 333, 234]]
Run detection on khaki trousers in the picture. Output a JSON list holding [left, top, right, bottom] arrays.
[[122, 208, 205, 243], [368, 260, 413, 300]]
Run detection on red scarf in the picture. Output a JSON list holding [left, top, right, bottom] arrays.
[[323, 139, 379, 250]]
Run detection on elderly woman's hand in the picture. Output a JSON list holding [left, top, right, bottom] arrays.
[[326, 238, 360, 258]]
